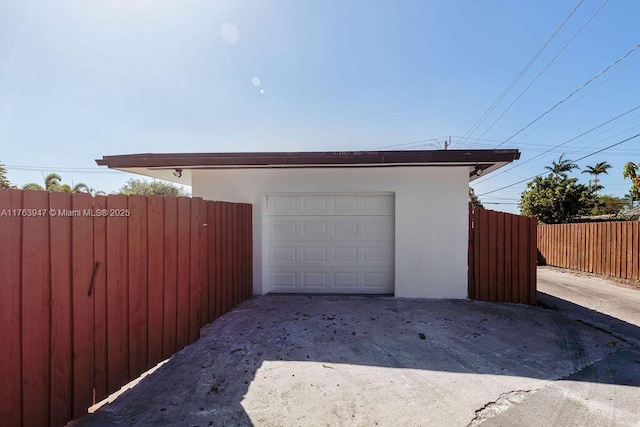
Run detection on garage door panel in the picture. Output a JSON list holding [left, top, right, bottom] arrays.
[[266, 193, 394, 294], [269, 217, 392, 242], [301, 220, 329, 239], [268, 267, 393, 293], [267, 195, 297, 215], [268, 242, 393, 266], [266, 194, 394, 216], [363, 271, 394, 288]]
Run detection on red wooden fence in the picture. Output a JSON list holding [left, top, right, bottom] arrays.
[[538, 222, 640, 280], [468, 207, 537, 305], [0, 189, 252, 427]]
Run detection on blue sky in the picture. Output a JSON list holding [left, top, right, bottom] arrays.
[[1, 0, 639, 212]]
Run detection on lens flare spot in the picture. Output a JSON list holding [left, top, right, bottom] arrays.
[[220, 23, 239, 44], [252, 77, 261, 86]]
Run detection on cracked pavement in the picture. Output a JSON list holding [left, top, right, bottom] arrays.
[[75, 270, 640, 426]]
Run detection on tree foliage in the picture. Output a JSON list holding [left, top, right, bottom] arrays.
[[519, 175, 599, 224], [623, 161, 640, 203], [469, 187, 483, 208], [582, 161, 612, 188], [544, 154, 579, 180], [22, 173, 95, 193], [117, 178, 190, 196], [0, 162, 14, 189], [592, 194, 630, 216]]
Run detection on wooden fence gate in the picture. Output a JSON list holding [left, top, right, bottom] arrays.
[[0, 189, 253, 427], [468, 207, 537, 305]]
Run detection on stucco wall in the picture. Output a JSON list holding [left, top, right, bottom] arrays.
[[192, 167, 470, 298]]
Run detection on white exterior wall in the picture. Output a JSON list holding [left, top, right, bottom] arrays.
[[192, 167, 470, 299]]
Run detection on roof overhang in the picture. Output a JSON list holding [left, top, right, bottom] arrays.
[[96, 149, 520, 185]]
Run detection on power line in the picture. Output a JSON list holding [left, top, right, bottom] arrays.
[[5, 164, 123, 174], [471, 0, 610, 145], [472, 104, 640, 184], [459, 0, 585, 146], [478, 132, 640, 196], [493, 41, 640, 149], [508, 52, 640, 145], [373, 136, 449, 150]]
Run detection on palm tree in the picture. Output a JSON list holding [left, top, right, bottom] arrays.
[[0, 162, 14, 189], [22, 173, 93, 193], [623, 162, 639, 205], [582, 161, 612, 189], [72, 183, 90, 193], [22, 183, 45, 191], [44, 173, 63, 190], [23, 173, 63, 191], [544, 154, 579, 180], [87, 187, 106, 196]]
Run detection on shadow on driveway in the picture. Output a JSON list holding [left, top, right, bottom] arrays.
[[76, 295, 640, 426]]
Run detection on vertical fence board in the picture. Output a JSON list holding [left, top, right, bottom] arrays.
[[21, 190, 51, 427], [92, 196, 108, 403], [248, 205, 253, 298], [215, 202, 224, 317], [607, 223, 614, 276], [487, 209, 497, 301], [477, 209, 489, 301], [127, 196, 149, 380], [518, 216, 529, 304], [207, 202, 216, 321], [49, 193, 73, 427], [71, 193, 95, 418], [615, 223, 621, 278], [189, 198, 203, 343], [510, 215, 520, 302], [200, 200, 209, 327], [631, 221, 640, 280], [146, 197, 164, 367], [106, 195, 129, 394], [621, 223, 627, 279], [503, 213, 512, 303], [468, 209, 474, 299], [472, 208, 481, 300], [496, 213, 505, 302], [176, 198, 191, 349], [0, 190, 23, 427], [628, 223, 633, 279], [220, 204, 229, 314], [246, 204, 252, 300], [233, 203, 240, 307], [240, 204, 245, 303], [162, 197, 178, 358], [528, 218, 537, 305]]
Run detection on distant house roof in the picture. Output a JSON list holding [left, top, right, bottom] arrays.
[[96, 149, 520, 185]]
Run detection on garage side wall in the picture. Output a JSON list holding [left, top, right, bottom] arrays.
[[192, 167, 469, 298]]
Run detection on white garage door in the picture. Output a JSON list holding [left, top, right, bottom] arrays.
[[265, 194, 395, 294]]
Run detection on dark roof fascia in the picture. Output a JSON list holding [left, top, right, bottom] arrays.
[[96, 149, 520, 169]]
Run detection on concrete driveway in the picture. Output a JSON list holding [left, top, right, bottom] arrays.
[[76, 290, 640, 426]]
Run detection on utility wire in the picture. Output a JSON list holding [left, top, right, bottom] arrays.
[[459, 0, 585, 146], [493, 41, 640, 149], [5, 164, 123, 174], [508, 54, 640, 144], [472, 0, 609, 145], [473, 104, 640, 184], [478, 132, 640, 196], [373, 136, 448, 150]]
